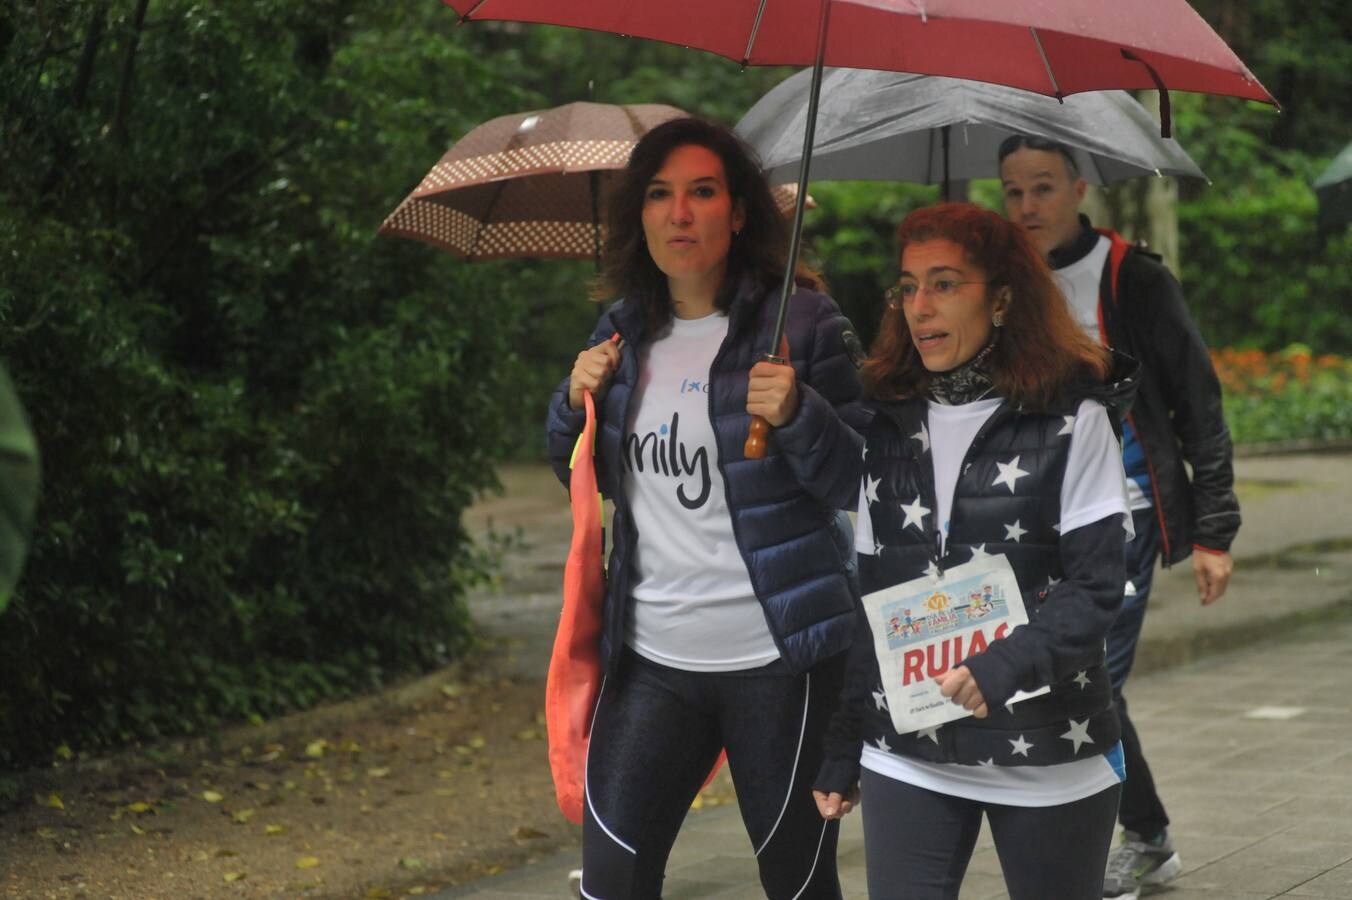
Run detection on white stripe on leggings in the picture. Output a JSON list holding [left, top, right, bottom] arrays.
[[755, 670, 811, 857], [583, 675, 637, 856]]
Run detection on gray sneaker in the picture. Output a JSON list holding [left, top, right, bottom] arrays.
[[1103, 830, 1182, 900]]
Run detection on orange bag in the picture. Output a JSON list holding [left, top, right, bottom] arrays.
[[545, 384, 726, 823], [546, 389, 607, 824]]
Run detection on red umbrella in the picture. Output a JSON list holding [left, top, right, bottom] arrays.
[[447, 1, 1272, 105], [444, 0, 1276, 456]]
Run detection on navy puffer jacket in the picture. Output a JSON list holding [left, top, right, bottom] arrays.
[[545, 272, 866, 675]]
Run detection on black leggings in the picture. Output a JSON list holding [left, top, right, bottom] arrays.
[[858, 768, 1120, 900], [580, 648, 845, 900]]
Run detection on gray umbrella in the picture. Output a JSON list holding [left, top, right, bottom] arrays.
[[737, 69, 1206, 192], [1312, 140, 1352, 231]]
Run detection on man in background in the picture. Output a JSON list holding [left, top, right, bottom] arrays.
[[999, 135, 1241, 900]]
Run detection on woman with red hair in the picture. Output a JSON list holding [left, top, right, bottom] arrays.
[[814, 203, 1136, 899]]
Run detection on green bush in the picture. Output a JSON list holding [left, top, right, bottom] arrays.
[[0, 1, 548, 767]]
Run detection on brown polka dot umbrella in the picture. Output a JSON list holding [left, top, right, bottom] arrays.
[[379, 101, 688, 262]]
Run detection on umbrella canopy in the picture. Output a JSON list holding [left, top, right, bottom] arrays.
[[1313, 141, 1352, 231], [738, 69, 1207, 189], [444, 0, 1275, 457], [446, 1, 1275, 106], [380, 101, 687, 261]]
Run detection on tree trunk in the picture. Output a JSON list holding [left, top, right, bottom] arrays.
[[1081, 91, 1181, 277], [72, 1, 110, 110], [110, 0, 150, 144]]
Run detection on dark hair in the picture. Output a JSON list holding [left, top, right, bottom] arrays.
[[861, 203, 1108, 408], [997, 134, 1081, 180], [591, 117, 819, 337]]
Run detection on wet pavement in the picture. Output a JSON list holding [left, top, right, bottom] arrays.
[[444, 451, 1352, 899]]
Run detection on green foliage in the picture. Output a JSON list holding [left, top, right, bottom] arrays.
[[0, 0, 549, 767], [1171, 95, 1352, 353]]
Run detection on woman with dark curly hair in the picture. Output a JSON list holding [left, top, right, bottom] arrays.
[[814, 203, 1136, 899], [545, 117, 864, 899]]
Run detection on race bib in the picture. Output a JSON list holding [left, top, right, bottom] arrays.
[[862, 554, 1047, 735]]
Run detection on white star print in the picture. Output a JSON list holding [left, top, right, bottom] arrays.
[[864, 474, 881, 506], [1061, 719, 1094, 754], [1125, 580, 1137, 597], [862, 444, 869, 460], [968, 544, 992, 561], [1058, 415, 1075, 436], [923, 560, 941, 579], [1047, 576, 1062, 588], [874, 735, 891, 752], [873, 540, 884, 556], [992, 455, 1030, 493], [917, 726, 940, 744], [978, 758, 995, 767], [872, 688, 889, 712], [1009, 735, 1033, 757], [900, 496, 930, 530], [912, 422, 931, 453], [1073, 671, 1091, 689], [1003, 519, 1028, 542]]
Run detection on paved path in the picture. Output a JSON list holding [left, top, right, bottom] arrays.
[[443, 452, 1352, 899]]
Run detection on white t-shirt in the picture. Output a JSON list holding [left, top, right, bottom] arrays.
[[622, 313, 779, 672], [1054, 235, 1151, 510], [1052, 236, 1111, 342], [855, 397, 1131, 806]]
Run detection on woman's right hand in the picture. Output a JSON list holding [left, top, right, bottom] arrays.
[[567, 339, 624, 410], [813, 786, 860, 820]]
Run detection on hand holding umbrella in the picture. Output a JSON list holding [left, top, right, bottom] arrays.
[[745, 335, 797, 457]]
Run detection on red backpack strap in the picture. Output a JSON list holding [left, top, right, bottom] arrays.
[[1094, 227, 1133, 306]]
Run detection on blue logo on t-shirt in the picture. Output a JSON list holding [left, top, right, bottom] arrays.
[[623, 411, 712, 510]]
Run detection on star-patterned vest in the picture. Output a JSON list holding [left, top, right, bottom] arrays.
[[858, 397, 1120, 768]]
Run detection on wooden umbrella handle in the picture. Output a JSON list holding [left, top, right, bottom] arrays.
[[744, 349, 789, 460], [744, 415, 771, 459]]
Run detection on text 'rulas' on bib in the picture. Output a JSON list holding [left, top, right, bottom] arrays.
[[863, 554, 1048, 735]]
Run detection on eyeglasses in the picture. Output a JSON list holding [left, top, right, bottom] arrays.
[[884, 277, 988, 310]]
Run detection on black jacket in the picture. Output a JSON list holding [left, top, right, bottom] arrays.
[[1054, 217, 1241, 564], [816, 364, 1135, 792], [545, 273, 866, 675]]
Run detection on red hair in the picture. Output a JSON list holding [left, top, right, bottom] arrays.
[[862, 203, 1108, 408]]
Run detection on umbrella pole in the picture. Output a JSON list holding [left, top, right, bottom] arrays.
[[941, 124, 951, 202], [745, 0, 831, 460]]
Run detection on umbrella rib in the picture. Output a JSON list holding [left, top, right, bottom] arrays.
[[459, 0, 491, 21], [742, 0, 770, 66], [1028, 27, 1063, 100]]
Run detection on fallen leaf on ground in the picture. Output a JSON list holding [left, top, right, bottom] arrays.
[[126, 802, 152, 814], [366, 767, 390, 778], [306, 740, 328, 758], [38, 793, 65, 810], [232, 809, 256, 824], [264, 823, 286, 836], [223, 872, 246, 883], [202, 790, 224, 803], [511, 825, 548, 840], [399, 857, 423, 870], [297, 856, 321, 869]]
